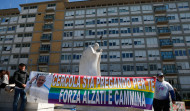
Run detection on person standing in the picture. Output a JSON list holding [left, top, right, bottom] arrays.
[[13, 63, 29, 111], [153, 72, 176, 111], [0, 70, 9, 88]]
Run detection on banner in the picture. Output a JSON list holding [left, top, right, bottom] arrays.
[[26, 71, 156, 110], [170, 101, 186, 111]]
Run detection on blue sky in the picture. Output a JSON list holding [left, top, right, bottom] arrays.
[[0, 0, 83, 10]]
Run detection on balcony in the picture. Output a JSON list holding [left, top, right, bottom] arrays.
[[158, 28, 171, 36], [160, 41, 173, 48], [45, 7, 55, 12], [154, 6, 166, 14], [43, 24, 53, 31], [39, 46, 50, 53], [41, 34, 52, 41], [163, 70, 178, 75], [162, 55, 175, 61], [44, 15, 54, 21], [155, 16, 168, 25]]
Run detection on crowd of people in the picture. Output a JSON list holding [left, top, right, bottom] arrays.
[[0, 63, 182, 111]]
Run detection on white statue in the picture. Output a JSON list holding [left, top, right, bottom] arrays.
[[79, 43, 102, 76], [77, 43, 143, 111]]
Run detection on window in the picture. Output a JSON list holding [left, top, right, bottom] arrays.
[[108, 17, 119, 24], [86, 19, 95, 25], [119, 6, 129, 13], [120, 27, 131, 34], [30, 6, 37, 9], [26, 23, 34, 27], [177, 62, 190, 70], [0, 26, 7, 32], [7, 26, 16, 31], [0, 36, 5, 41], [134, 38, 144, 45], [61, 65, 70, 73], [170, 25, 181, 31], [24, 33, 32, 37], [133, 27, 143, 33], [97, 40, 107, 47], [101, 64, 108, 72], [61, 54, 71, 60], [72, 65, 79, 73], [163, 64, 176, 73], [167, 3, 177, 10], [183, 24, 190, 31], [149, 64, 158, 71], [158, 27, 170, 33], [175, 49, 187, 56], [18, 34, 23, 37], [74, 30, 84, 37], [161, 51, 174, 59], [48, 4, 56, 7], [74, 41, 83, 48], [123, 64, 134, 71], [28, 14, 36, 18], [76, 10, 85, 16], [109, 64, 121, 72], [75, 20, 84, 26], [11, 66, 17, 70], [101, 52, 108, 59], [177, 2, 189, 9], [63, 31, 73, 37], [122, 51, 133, 58], [4, 35, 13, 41], [72, 53, 82, 60], [97, 8, 107, 15], [148, 50, 159, 57], [108, 7, 117, 14], [109, 28, 119, 34], [85, 29, 95, 36], [109, 39, 119, 46], [180, 13, 190, 20], [39, 56, 49, 63], [120, 17, 130, 23], [131, 16, 142, 22], [172, 36, 184, 43], [22, 43, 30, 47], [142, 5, 152, 12], [135, 50, 146, 58], [136, 63, 148, 71], [15, 44, 21, 48], [65, 11, 74, 17], [97, 18, 107, 24], [22, 15, 27, 18], [143, 15, 154, 21], [97, 29, 107, 35], [20, 54, 28, 58], [20, 24, 25, 28], [3, 46, 11, 51], [121, 39, 132, 46], [130, 6, 141, 13], [186, 36, 190, 43], [86, 9, 96, 15], [167, 14, 178, 20], [62, 42, 72, 48], [109, 51, 120, 59], [84, 41, 95, 47], [10, 17, 18, 22], [64, 21, 74, 27], [24, 7, 29, 10], [13, 55, 19, 58], [145, 26, 156, 32]]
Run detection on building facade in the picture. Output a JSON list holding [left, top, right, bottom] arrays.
[[0, 0, 190, 100]]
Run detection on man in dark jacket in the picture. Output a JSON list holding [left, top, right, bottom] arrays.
[[13, 63, 29, 111]]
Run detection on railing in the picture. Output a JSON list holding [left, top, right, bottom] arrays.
[[162, 55, 175, 60], [160, 41, 173, 47], [39, 47, 50, 52], [41, 35, 52, 41]]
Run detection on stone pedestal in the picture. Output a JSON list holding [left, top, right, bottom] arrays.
[[0, 88, 54, 111]]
